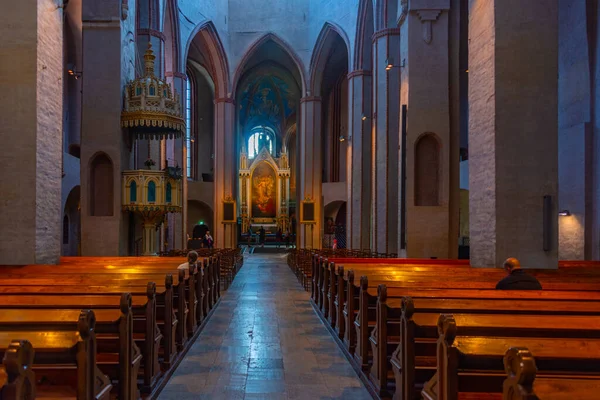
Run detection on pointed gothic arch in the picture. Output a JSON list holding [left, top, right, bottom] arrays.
[[184, 21, 230, 98], [309, 22, 351, 95], [232, 33, 307, 96]]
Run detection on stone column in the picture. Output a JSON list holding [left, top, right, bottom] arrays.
[[347, 71, 372, 250], [557, 1, 594, 260], [469, 0, 558, 268], [80, 2, 130, 256], [0, 0, 63, 264], [213, 98, 236, 248], [165, 72, 185, 249], [372, 29, 400, 254], [401, 0, 458, 258], [299, 97, 323, 249]]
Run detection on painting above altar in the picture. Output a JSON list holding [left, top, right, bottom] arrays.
[[251, 162, 276, 218]]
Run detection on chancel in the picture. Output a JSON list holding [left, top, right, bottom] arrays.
[[1, 0, 600, 399]]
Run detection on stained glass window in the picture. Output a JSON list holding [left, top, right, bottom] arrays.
[[186, 78, 192, 178], [248, 131, 273, 159], [130, 180, 137, 202], [166, 183, 172, 203], [148, 181, 156, 202]]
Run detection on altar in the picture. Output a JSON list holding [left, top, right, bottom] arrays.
[[238, 147, 291, 233]]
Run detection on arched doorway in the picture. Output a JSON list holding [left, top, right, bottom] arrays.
[[187, 200, 213, 247], [324, 201, 347, 249], [62, 185, 81, 256]]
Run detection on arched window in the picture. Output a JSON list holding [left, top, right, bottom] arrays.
[[148, 181, 156, 203], [185, 76, 193, 178], [149, 85, 156, 96], [63, 215, 69, 244], [248, 130, 274, 159], [90, 153, 114, 216], [136, 86, 142, 96], [130, 180, 137, 202], [415, 134, 440, 206], [166, 182, 172, 203]]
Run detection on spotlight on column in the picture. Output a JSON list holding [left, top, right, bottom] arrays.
[[361, 114, 368, 121], [558, 210, 571, 216], [339, 135, 346, 142], [385, 58, 394, 71]]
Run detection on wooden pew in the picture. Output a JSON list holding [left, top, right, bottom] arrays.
[[0, 255, 228, 399], [352, 273, 600, 368], [0, 281, 164, 392], [0, 339, 36, 400], [0, 294, 140, 400], [379, 293, 600, 400], [502, 347, 600, 400], [421, 314, 600, 400], [5, 257, 219, 342], [0, 310, 113, 400], [342, 272, 600, 370], [0, 291, 178, 372]]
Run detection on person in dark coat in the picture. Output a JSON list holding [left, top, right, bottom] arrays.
[[495, 257, 542, 290], [259, 226, 266, 247]]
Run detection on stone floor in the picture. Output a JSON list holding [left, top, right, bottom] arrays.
[[158, 252, 372, 400]]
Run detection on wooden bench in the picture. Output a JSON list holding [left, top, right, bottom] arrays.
[[0, 339, 36, 400], [0, 256, 230, 398], [380, 293, 600, 400], [0, 294, 141, 400], [0, 310, 112, 400], [421, 314, 600, 400], [502, 347, 600, 400], [343, 273, 600, 369]]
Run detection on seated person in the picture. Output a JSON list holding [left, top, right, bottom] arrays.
[[177, 251, 199, 277], [495, 257, 542, 290]]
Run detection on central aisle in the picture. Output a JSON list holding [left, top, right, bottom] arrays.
[[159, 253, 371, 400]]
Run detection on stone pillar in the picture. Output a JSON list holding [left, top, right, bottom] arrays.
[[80, 2, 130, 256], [557, 1, 594, 260], [166, 73, 185, 249], [299, 97, 323, 249], [372, 29, 400, 254], [401, 0, 458, 258], [469, 0, 558, 268], [0, 0, 63, 264], [213, 98, 236, 248], [347, 71, 372, 250]]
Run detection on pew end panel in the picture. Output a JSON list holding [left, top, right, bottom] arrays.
[[0, 339, 36, 400]]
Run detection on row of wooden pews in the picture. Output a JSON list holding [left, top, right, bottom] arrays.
[[303, 251, 600, 400], [160, 248, 243, 286], [287, 249, 396, 291], [0, 251, 242, 400]]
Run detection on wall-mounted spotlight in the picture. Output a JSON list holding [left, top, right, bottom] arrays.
[[361, 114, 368, 121], [385, 57, 405, 71], [339, 136, 346, 142], [558, 210, 571, 216], [66, 63, 82, 79]]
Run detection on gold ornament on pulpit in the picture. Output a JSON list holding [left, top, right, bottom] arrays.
[[121, 43, 185, 140]]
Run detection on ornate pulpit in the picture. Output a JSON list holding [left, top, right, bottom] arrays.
[[121, 43, 185, 255]]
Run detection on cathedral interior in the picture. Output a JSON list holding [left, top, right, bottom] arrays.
[[2, 0, 599, 267], [1, 0, 600, 399]]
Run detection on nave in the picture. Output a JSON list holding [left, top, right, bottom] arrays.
[[159, 253, 371, 400]]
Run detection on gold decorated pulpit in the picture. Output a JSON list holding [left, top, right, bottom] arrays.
[[122, 169, 182, 255]]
